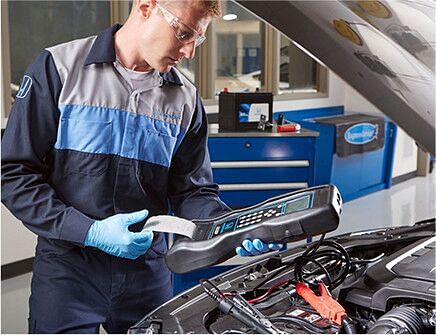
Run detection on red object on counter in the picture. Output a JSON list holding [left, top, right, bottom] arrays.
[[277, 123, 301, 132]]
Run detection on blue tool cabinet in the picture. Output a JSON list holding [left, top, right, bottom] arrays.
[[207, 125, 319, 208]]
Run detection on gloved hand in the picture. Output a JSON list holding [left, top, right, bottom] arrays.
[[84, 209, 153, 259], [236, 239, 283, 256]]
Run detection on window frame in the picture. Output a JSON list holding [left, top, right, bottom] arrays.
[[1, 0, 126, 121], [1, 0, 12, 123]]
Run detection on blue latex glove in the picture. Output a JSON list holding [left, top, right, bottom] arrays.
[[236, 239, 283, 256], [84, 209, 153, 259]]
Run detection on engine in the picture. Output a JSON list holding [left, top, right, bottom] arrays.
[[129, 219, 435, 334]]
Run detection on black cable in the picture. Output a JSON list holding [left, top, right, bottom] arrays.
[[200, 278, 225, 302], [326, 240, 350, 285], [252, 234, 352, 300], [203, 307, 222, 334], [252, 234, 327, 292], [201, 279, 279, 334], [268, 316, 328, 333], [294, 255, 332, 288], [293, 239, 350, 290], [342, 317, 358, 334], [350, 252, 385, 264], [302, 233, 326, 258]]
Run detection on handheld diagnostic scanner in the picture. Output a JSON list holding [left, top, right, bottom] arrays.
[[144, 185, 342, 273]]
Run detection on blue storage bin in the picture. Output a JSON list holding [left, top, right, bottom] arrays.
[[298, 114, 397, 202]]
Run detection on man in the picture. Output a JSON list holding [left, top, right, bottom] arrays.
[[1, 0, 281, 333]]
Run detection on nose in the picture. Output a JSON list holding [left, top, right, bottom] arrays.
[[180, 41, 196, 60]]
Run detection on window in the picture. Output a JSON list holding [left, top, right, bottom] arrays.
[[198, 0, 326, 102], [2, 1, 114, 117], [214, 0, 264, 94], [278, 35, 319, 94]]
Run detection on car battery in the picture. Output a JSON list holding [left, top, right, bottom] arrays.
[[218, 91, 273, 131]]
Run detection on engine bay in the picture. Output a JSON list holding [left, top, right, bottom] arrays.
[[129, 219, 435, 334]]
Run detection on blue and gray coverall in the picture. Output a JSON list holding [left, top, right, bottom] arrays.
[[1, 24, 230, 333]]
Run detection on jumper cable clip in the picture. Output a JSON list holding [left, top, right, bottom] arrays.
[[295, 281, 347, 325]]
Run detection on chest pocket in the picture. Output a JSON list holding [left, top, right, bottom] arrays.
[[137, 128, 177, 168], [56, 118, 112, 175]]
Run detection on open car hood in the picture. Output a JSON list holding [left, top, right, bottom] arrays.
[[236, 0, 435, 155]]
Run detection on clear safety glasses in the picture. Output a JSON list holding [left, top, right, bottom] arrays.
[[156, 2, 206, 47]]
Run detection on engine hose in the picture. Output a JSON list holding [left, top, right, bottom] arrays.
[[341, 317, 357, 334], [368, 306, 425, 334]]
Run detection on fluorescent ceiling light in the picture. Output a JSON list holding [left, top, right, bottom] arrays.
[[223, 14, 237, 21]]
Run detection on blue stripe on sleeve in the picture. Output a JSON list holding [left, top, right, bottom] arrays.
[[55, 104, 186, 167]]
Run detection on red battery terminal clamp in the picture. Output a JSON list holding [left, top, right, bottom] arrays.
[[295, 281, 347, 325]]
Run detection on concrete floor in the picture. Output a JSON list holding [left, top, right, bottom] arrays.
[[1, 173, 435, 333]]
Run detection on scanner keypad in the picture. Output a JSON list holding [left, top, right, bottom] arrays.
[[236, 204, 284, 228], [209, 204, 285, 238]]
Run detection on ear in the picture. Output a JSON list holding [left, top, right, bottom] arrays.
[[137, 0, 157, 19]]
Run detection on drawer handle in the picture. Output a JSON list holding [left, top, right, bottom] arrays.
[[211, 160, 309, 168], [245, 142, 251, 148], [218, 182, 308, 191]]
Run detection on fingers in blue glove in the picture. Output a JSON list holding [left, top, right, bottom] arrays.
[[253, 239, 269, 253], [268, 242, 283, 250], [235, 240, 256, 256], [133, 230, 153, 243], [127, 229, 154, 258], [236, 239, 284, 256], [242, 239, 262, 256], [84, 209, 152, 260], [130, 236, 153, 252], [236, 246, 251, 257], [120, 209, 149, 226]]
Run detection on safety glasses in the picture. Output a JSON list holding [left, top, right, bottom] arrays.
[[156, 2, 206, 47]]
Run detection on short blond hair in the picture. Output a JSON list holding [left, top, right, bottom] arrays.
[[160, 0, 222, 17]]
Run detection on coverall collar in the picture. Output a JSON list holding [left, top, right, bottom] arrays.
[[84, 24, 183, 87]]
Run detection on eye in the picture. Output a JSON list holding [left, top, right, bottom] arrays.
[[177, 29, 194, 41]]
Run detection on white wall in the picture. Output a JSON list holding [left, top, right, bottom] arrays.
[[274, 71, 346, 112], [392, 127, 418, 178], [1, 204, 37, 265], [343, 84, 383, 116]]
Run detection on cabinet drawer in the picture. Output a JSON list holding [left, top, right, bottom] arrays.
[[219, 189, 305, 208], [212, 167, 310, 183], [208, 137, 316, 161]]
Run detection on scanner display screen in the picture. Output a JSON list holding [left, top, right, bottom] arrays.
[[208, 193, 314, 239], [285, 194, 312, 214]]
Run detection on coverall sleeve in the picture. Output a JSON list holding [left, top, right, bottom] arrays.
[[168, 92, 232, 220], [1, 50, 94, 245]]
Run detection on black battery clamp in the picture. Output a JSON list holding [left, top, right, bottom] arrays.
[[144, 185, 342, 273]]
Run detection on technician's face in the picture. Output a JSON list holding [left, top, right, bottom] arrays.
[[139, 1, 211, 73]]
